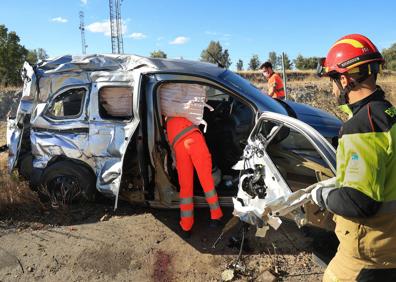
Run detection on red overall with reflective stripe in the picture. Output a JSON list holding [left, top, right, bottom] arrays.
[[166, 117, 223, 231]]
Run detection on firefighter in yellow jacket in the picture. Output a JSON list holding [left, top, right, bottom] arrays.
[[312, 34, 396, 281]]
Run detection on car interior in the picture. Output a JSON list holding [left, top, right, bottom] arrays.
[[157, 82, 256, 197], [257, 120, 335, 192], [156, 81, 334, 200]]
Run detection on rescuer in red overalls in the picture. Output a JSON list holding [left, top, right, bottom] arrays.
[[166, 116, 223, 236]]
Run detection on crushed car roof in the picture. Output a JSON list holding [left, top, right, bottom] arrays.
[[25, 54, 226, 102], [36, 54, 225, 76]]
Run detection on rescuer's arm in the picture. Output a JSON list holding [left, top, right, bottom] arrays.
[[312, 135, 387, 218], [268, 82, 277, 98], [313, 186, 381, 217]]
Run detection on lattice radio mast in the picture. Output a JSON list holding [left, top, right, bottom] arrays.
[[79, 11, 88, 54], [109, 0, 124, 54]]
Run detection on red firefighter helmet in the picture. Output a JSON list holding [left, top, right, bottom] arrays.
[[317, 34, 384, 78]]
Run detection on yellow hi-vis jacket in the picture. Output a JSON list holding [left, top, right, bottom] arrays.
[[317, 87, 396, 268]]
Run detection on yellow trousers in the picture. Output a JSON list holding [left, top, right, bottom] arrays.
[[323, 214, 396, 281]]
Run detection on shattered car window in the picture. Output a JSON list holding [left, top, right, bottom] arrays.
[[260, 120, 335, 191], [45, 88, 86, 119], [99, 87, 133, 119]]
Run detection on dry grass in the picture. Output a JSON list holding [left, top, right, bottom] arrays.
[[0, 86, 22, 121], [0, 121, 43, 216], [0, 86, 21, 93], [239, 70, 396, 121], [0, 153, 43, 216]]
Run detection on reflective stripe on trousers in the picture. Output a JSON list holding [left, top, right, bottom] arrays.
[[174, 131, 223, 231], [204, 188, 222, 219]]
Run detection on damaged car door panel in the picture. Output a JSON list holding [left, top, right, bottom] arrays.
[[7, 55, 341, 231], [233, 112, 336, 231]]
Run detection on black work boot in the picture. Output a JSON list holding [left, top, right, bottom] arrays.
[[180, 228, 191, 239]]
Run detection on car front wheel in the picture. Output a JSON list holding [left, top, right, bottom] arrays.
[[40, 160, 97, 206]]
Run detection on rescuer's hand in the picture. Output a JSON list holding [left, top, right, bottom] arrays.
[[310, 186, 324, 208], [310, 177, 336, 209]]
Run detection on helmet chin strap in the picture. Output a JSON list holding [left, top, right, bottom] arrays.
[[333, 78, 353, 105], [333, 75, 368, 105]]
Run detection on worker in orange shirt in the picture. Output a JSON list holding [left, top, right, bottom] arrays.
[[260, 61, 285, 100], [166, 116, 223, 238]]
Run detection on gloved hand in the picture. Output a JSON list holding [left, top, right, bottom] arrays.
[[310, 177, 336, 209], [311, 186, 324, 208], [317, 177, 336, 188]]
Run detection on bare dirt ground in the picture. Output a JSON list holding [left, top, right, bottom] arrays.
[[0, 119, 336, 281], [0, 204, 332, 282]]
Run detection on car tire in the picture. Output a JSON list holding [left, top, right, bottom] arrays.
[[40, 160, 97, 204]]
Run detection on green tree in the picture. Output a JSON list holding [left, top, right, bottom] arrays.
[[268, 51, 278, 69], [279, 53, 293, 70], [26, 48, 49, 65], [200, 41, 231, 68], [248, 54, 260, 70], [0, 25, 28, 86], [382, 43, 396, 71], [0, 25, 48, 86], [236, 59, 243, 71], [222, 49, 231, 68], [293, 54, 319, 70], [150, 50, 167, 58]]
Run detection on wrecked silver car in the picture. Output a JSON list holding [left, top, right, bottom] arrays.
[[7, 54, 341, 229]]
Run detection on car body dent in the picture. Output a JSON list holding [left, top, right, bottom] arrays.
[[9, 55, 157, 207]]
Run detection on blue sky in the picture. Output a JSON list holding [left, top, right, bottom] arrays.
[[1, 0, 395, 70]]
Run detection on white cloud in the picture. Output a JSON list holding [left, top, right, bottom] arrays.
[[86, 20, 127, 36], [51, 17, 68, 23], [81, 0, 88, 5], [87, 20, 111, 36], [205, 31, 217, 35], [169, 36, 189, 45], [128, 32, 147, 40]]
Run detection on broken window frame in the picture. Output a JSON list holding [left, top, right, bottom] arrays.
[[233, 112, 337, 229], [43, 86, 88, 121], [249, 113, 336, 172]]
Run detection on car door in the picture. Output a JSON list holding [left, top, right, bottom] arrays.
[[233, 111, 336, 231], [87, 72, 143, 208], [7, 62, 37, 172]]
